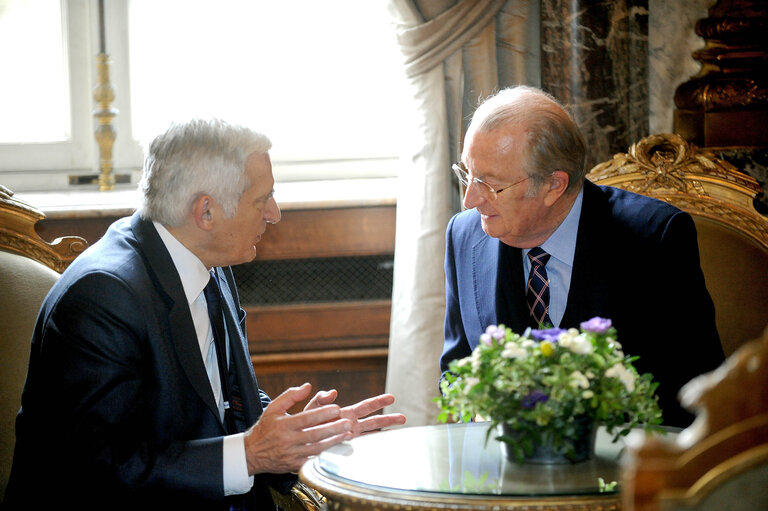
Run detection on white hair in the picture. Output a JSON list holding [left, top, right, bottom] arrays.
[[138, 119, 271, 226]]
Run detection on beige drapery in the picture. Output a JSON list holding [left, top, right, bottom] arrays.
[[385, 0, 539, 426]]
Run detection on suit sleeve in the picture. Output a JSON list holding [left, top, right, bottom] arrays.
[[652, 211, 724, 425], [441, 215, 473, 380]]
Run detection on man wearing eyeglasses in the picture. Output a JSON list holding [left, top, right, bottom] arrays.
[[441, 86, 724, 427]]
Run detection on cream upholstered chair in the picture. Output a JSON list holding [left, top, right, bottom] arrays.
[[619, 326, 768, 511], [0, 185, 86, 500], [587, 133, 768, 357]]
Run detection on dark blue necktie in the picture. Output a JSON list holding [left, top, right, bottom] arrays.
[[526, 247, 552, 328], [203, 271, 238, 434]]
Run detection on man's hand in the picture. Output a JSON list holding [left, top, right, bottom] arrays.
[[243, 383, 353, 475], [304, 389, 406, 436]]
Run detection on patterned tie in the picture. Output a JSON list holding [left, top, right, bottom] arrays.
[[203, 271, 238, 434], [526, 247, 552, 328]]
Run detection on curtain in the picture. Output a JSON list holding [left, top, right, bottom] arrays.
[[385, 0, 539, 426]]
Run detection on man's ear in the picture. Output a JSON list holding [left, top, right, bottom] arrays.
[[542, 170, 570, 207], [193, 195, 215, 230]]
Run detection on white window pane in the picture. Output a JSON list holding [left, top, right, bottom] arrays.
[[0, 0, 70, 143], [128, 0, 408, 164]]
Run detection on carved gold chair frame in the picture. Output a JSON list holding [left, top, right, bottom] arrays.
[[587, 133, 767, 252], [0, 185, 86, 272]]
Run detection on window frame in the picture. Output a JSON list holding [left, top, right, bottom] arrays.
[[0, 0, 404, 193]]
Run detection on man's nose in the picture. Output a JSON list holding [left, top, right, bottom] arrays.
[[462, 181, 485, 209], [265, 197, 281, 224]]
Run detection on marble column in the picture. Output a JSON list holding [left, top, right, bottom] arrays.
[[540, 0, 649, 170]]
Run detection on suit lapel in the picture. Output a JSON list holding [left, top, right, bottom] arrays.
[[472, 235, 500, 335], [130, 214, 221, 423], [471, 235, 530, 336], [561, 181, 613, 327], [214, 267, 264, 426]]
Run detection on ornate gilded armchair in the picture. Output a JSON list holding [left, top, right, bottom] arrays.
[[0, 185, 86, 499], [619, 326, 768, 511], [587, 133, 768, 356]]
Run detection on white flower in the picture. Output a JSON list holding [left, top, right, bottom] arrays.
[[502, 342, 527, 359], [464, 377, 480, 393], [521, 339, 536, 348], [582, 390, 594, 399], [457, 358, 470, 368], [568, 334, 594, 355], [605, 363, 636, 392], [557, 328, 580, 348], [569, 370, 590, 389], [480, 333, 492, 346]]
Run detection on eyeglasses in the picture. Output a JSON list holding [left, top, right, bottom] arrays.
[[452, 162, 532, 200]]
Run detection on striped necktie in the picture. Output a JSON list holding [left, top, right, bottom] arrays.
[[526, 247, 552, 328]]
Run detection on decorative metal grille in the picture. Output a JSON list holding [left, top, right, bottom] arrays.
[[231, 255, 394, 305]]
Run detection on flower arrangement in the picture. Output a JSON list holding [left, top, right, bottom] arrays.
[[437, 317, 664, 463]]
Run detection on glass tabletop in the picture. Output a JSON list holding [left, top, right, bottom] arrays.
[[312, 422, 654, 497]]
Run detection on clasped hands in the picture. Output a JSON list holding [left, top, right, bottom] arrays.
[[244, 382, 406, 475]]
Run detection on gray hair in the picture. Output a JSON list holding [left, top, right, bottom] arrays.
[[468, 86, 586, 193], [138, 118, 272, 226]]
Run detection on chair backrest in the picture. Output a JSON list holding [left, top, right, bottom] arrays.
[[587, 133, 768, 357], [619, 326, 768, 511], [0, 185, 87, 500]]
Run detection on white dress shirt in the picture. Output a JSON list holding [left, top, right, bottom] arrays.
[[522, 188, 584, 328], [153, 222, 253, 495]]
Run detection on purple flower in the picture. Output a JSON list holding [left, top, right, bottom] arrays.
[[531, 328, 566, 343], [521, 390, 549, 409], [580, 317, 612, 334]]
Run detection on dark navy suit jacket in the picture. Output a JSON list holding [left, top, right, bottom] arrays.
[[4, 213, 293, 510], [442, 180, 724, 427]]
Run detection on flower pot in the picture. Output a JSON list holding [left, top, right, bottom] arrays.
[[498, 416, 596, 464]]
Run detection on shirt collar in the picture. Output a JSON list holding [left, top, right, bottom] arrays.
[[536, 187, 584, 266], [153, 222, 210, 306]]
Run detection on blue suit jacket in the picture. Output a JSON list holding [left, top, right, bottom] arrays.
[[4, 213, 293, 510], [442, 180, 724, 427]]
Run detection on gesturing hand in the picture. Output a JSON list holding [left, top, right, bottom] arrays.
[[304, 389, 406, 436], [243, 383, 353, 475]]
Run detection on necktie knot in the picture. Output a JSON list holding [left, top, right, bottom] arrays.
[[527, 246, 551, 266]]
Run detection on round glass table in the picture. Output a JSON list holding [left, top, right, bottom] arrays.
[[299, 422, 660, 510]]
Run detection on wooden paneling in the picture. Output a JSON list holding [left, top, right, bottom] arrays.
[[251, 349, 389, 412], [254, 206, 395, 260], [246, 300, 391, 412], [37, 215, 123, 246], [246, 300, 391, 353]]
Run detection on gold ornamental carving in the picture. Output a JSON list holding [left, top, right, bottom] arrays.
[[0, 185, 87, 272], [587, 133, 768, 252]]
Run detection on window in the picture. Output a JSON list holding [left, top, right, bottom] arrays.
[[0, 0, 410, 191]]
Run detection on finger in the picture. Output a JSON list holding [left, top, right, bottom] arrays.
[[304, 389, 338, 411], [287, 404, 342, 430], [288, 429, 354, 464], [356, 413, 406, 433], [341, 393, 396, 419], [300, 418, 353, 444], [267, 383, 313, 415]]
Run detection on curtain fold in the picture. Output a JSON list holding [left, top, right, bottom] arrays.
[[385, 0, 538, 426]]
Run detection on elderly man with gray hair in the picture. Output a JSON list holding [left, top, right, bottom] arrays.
[[441, 86, 723, 428], [5, 119, 405, 510]]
